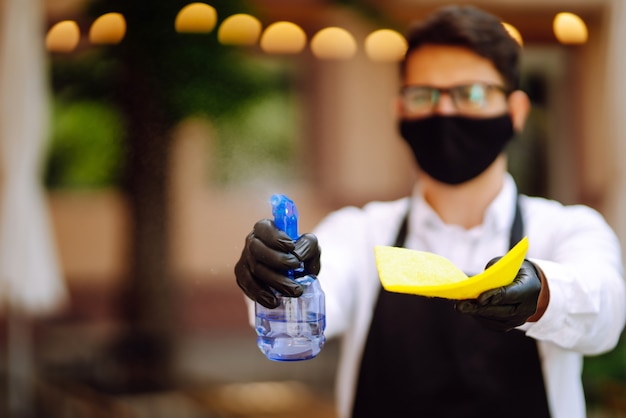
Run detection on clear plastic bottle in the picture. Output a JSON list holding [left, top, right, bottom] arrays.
[[255, 194, 326, 361]]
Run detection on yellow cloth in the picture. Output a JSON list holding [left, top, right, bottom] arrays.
[[375, 237, 528, 299]]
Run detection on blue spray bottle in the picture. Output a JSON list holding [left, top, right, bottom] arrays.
[[255, 194, 326, 361]]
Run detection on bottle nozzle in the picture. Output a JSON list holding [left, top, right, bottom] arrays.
[[271, 194, 299, 240]]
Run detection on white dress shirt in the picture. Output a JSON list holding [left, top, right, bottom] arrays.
[[313, 174, 626, 418]]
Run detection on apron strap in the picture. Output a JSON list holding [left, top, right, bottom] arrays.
[[510, 196, 523, 249]]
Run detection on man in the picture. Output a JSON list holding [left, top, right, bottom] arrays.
[[235, 5, 626, 418]]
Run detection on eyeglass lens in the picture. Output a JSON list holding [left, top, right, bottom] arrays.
[[402, 83, 506, 115]]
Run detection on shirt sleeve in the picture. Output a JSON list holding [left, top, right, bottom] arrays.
[[521, 202, 626, 355], [313, 206, 371, 339]]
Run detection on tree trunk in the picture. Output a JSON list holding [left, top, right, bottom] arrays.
[[99, 1, 179, 394]]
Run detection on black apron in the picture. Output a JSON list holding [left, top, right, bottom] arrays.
[[352, 198, 550, 418]]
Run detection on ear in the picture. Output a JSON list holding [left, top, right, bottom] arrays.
[[508, 90, 531, 132], [394, 96, 405, 118]]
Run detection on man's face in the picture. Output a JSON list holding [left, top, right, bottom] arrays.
[[399, 44, 510, 119], [397, 43, 531, 186]]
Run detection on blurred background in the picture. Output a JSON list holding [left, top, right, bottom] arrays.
[[0, 0, 625, 416]]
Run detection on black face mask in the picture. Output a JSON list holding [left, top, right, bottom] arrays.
[[399, 114, 515, 185]]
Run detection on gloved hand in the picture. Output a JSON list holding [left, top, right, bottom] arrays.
[[455, 258, 542, 332], [234, 219, 321, 309]]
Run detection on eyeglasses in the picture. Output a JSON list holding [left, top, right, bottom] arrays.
[[400, 82, 509, 117]]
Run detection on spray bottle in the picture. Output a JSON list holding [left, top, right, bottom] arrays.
[[255, 194, 326, 361]]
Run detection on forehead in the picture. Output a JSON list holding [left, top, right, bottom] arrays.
[[404, 44, 504, 87]]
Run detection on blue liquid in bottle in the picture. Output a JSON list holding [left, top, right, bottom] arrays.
[[255, 195, 326, 361]]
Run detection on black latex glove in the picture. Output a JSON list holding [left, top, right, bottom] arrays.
[[455, 258, 542, 332], [234, 219, 321, 309]]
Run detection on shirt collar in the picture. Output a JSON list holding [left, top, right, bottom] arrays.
[[410, 173, 518, 234]]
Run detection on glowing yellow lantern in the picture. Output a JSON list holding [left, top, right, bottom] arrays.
[[553, 12, 588, 45], [260, 21, 307, 54], [175, 2, 217, 33], [364, 29, 407, 62], [89, 13, 126, 45], [310, 27, 357, 60], [46, 20, 80, 53], [217, 14, 262, 45]]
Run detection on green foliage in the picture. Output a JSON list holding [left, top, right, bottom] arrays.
[[89, 0, 264, 121], [49, 48, 121, 102], [45, 99, 124, 189], [215, 66, 301, 184], [45, 0, 299, 189], [585, 337, 626, 379], [582, 333, 626, 413]]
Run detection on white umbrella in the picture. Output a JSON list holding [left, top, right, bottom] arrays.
[[0, 0, 68, 413], [0, 0, 67, 315]]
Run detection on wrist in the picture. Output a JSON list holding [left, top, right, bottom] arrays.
[[527, 262, 549, 322]]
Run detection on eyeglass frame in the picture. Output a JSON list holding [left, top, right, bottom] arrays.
[[399, 82, 511, 117]]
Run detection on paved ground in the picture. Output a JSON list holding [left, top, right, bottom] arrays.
[[0, 318, 340, 418], [0, 281, 623, 418]]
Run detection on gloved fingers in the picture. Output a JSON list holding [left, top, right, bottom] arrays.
[[234, 219, 304, 308], [293, 233, 320, 262], [477, 260, 541, 305], [294, 233, 321, 276], [456, 300, 519, 318], [246, 232, 302, 273], [476, 287, 505, 305], [234, 256, 304, 307], [475, 285, 526, 306], [252, 219, 296, 252], [252, 262, 304, 298], [235, 260, 280, 308], [484, 256, 502, 269], [482, 280, 527, 305], [456, 260, 542, 332], [476, 281, 529, 307]]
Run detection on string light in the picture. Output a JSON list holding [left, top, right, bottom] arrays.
[[47, 8, 593, 56], [175, 2, 217, 33], [310, 27, 357, 60], [46, 20, 80, 53], [553, 12, 588, 45], [217, 14, 262, 46], [364, 29, 407, 62], [260, 21, 307, 54], [89, 13, 126, 45]]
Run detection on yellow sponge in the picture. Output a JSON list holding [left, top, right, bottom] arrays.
[[374, 237, 529, 299]]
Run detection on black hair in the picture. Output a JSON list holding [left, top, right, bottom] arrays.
[[400, 5, 521, 91]]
